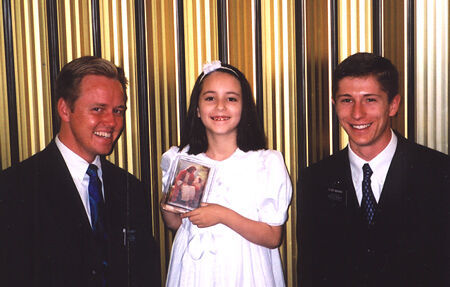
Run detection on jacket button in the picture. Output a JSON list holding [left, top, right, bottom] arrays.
[[92, 269, 97, 275]]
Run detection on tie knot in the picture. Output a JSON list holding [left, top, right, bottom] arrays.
[[86, 164, 99, 178], [362, 163, 373, 179]]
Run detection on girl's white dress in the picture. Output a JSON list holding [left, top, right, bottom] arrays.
[[162, 146, 292, 287]]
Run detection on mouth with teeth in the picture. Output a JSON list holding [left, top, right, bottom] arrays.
[[351, 123, 371, 130], [211, 116, 230, 121], [94, 131, 113, 138]]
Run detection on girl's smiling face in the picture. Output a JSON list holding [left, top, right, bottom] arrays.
[[197, 71, 243, 140]]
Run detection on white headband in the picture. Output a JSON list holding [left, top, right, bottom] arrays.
[[199, 60, 239, 82]]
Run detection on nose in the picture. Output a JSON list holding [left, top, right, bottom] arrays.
[[215, 98, 226, 110], [102, 111, 117, 126], [351, 101, 365, 119]]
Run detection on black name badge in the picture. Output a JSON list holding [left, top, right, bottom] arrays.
[[327, 187, 346, 204]]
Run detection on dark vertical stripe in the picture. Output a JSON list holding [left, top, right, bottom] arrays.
[[217, 0, 228, 63], [2, 0, 19, 166], [295, 0, 307, 169], [372, 0, 382, 55], [176, 0, 187, 129], [91, 0, 101, 57], [135, 0, 150, 192], [46, 0, 60, 137], [330, 0, 340, 154], [134, 0, 152, 282], [406, 0, 415, 139], [254, 0, 263, 123]]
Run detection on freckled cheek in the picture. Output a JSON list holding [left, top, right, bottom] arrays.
[[115, 117, 125, 130], [84, 116, 100, 127], [335, 108, 349, 121]]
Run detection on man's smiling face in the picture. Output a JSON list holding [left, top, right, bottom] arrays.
[[58, 74, 126, 162], [334, 75, 400, 160]]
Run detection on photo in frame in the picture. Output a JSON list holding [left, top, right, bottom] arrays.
[[161, 156, 215, 213]]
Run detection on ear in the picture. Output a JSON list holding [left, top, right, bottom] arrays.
[[388, 94, 401, 117], [197, 107, 200, 118], [57, 98, 71, 122]]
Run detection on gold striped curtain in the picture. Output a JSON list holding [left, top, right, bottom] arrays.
[[1, 1, 449, 286], [415, 0, 449, 153], [0, 2, 10, 168], [8, 0, 53, 160]]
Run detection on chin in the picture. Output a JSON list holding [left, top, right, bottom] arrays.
[[95, 146, 115, 156]]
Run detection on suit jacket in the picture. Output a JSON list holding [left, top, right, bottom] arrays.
[[298, 133, 449, 287], [0, 140, 161, 287]]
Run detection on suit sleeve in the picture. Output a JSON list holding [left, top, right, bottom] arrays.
[[0, 165, 35, 286], [129, 177, 161, 287], [443, 158, 450, 286], [297, 167, 314, 287]]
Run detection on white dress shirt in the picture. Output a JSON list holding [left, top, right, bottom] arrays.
[[55, 135, 104, 226], [348, 129, 398, 205]]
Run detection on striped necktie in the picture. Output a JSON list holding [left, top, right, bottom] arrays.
[[361, 163, 377, 225], [86, 164, 108, 286]]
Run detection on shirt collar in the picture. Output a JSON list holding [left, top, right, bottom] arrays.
[[349, 129, 397, 186], [55, 135, 102, 180]]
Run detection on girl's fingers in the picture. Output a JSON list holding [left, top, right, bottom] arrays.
[[180, 211, 192, 218]]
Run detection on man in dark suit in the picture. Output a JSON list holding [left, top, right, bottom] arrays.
[[0, 56, 160, 286], [298, 52, 449, 287]]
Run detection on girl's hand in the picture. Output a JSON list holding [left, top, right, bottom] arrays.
[[160, 194, 182, 230], [183, 202, 283, 248], [181, 203, 228, 228]]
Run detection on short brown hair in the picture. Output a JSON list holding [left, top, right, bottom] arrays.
[[333, 52, 399, 102], [56, 56, 128, 110]]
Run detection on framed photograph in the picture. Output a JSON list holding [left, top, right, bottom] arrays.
[[161, 155, 215, 213]]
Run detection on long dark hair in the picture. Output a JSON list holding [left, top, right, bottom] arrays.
[[179, 63, 266, 154]]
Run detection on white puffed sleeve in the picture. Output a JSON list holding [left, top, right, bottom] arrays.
[[256, 150, 292, 226], [160, 146, 181, 194]]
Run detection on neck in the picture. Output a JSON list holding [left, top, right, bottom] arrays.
[[205, 135, 238, 161], [350, 129, 392, 161], [351, 147, 379, 161], [58, 128, 95, 163]]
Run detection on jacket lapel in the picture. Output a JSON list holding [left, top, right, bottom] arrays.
[[321, 148, 361, 230], [376, 135, 408, 226], [100, 158, 126, 243], [41, 141, 92, 234], [332, 148, 359, 210]]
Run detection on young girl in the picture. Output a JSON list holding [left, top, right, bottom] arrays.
[[161, 61, 292, 286]]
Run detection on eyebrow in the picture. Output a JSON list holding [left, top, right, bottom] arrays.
[[94, 103, 127, 109], [201, 90, 241, 96], [336, 93, 381, 98]]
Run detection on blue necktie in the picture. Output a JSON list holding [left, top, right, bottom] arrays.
[[86, 164, 108, 286], [362, 164, 377, 225]]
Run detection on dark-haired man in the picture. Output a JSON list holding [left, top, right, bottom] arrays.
[[298, 52, 449, 286], [0, 56, 160, 286]]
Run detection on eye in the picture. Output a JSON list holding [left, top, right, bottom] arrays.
[[204, 96, 214, 101], [339, 98, 352, 103], [92, 107, 102, 112], [366, 97, 377, 103], [228, 97, 238, 102], [113, 108, 125, 115]]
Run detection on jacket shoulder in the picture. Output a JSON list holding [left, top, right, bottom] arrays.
[[302, 148, 348, 177], [397, 136, 449, 168], [100, 159, 143, 188], [0, 145, 55, 182]]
